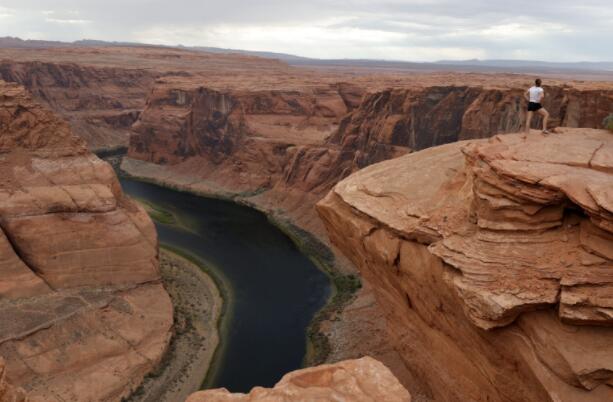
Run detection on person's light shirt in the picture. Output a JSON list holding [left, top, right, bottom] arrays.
[[529, 86, 544, 103]]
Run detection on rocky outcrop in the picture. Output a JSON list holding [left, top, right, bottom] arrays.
[[0, 81, 172, 401], [187, 357, 411, 402], [317, 128, 613, 401]]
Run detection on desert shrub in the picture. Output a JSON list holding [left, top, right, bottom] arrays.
[[604, 113, 613, 132]]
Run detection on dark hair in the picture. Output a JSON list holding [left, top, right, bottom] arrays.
[[535, 78, 542, 86]]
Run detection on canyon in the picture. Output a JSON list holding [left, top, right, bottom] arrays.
[[124, 77, 613, 238], [0, 43, 612, 402], [1, 47, 611, 237]]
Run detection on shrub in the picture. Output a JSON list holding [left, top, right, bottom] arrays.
[[604, 114, 613, 132]]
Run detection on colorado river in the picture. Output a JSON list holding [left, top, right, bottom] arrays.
[[119, 178, 332, 393]]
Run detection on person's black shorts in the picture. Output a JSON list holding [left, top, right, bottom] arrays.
[[528, 102, 542, 112]]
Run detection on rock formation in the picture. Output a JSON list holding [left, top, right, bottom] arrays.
[[186, 357, 411, 402], [317, 128, 613, 401], [0, 80, 173, 401], [2, 45, 613, 400], [0, 60, 154, 150], [1, 46, 611, 234], [127, 80, 357, 202], [328, 85, 613, 174]]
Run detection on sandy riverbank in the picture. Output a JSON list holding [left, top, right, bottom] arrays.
[[126, 249, 223, 402]]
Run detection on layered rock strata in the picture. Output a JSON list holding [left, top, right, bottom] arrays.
[[317, 128, 613, 401], [329, 86, 613, 173], [187, 357, 411, 402], [0, 60, 154, 150], [0, 81, 173, 401]]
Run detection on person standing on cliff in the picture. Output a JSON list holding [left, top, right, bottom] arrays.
[[524, 78, 550, 134]]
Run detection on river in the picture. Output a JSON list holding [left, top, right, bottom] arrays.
[[119, 178, 332, 393]]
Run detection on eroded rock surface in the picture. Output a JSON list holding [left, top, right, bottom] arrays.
[[0, 358, 27, 402], [0, 60, 154, 150], [187, 357, 411, 402], [318, 128, 613, 401], [0, 81, 172, 401]]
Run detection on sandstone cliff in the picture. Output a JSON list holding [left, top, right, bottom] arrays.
[[0, 60, 154, 150], [127, 80, 357, 203], [328, 85, 613, 173], [317, 128, 613, 401], [187, 357, 411, 402], [0, 81, 173, 401]]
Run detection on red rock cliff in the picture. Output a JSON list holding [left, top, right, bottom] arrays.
[[0, 81, 172, 401], [317, 128, 613, 401], [327, 85, 613, 175], [0, 60, 154, 150]]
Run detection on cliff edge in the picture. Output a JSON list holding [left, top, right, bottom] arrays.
[[0, 81, 173, 401], [318, 128, 613, 401]]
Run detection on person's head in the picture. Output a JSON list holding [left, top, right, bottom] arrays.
[[535, 78, 542, 87]]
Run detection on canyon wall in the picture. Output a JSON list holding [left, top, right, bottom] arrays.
[[128, 81, 361, 185], [0, 81, 173, 401], [0, 60, 154, 150], [326, 85, 613, 177], [123, 79, 367, 238], [317, 128, 613, 401], [1, 51, 610, 229]]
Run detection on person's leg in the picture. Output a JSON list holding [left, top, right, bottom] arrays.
[[525, 111, 533, 132], [538, 108, 549, 132]]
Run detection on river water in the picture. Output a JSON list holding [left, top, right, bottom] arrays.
[[119, 178, 331, 393]]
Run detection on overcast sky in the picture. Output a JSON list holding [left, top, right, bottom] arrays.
[[0, 0, 611, 61]]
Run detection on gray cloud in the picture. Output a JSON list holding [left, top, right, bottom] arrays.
[[0, 0, 611, 61]]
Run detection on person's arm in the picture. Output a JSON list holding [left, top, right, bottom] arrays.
[[539, 88, 545, 103], [524, 89, 530, 102]]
